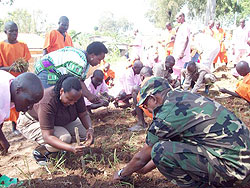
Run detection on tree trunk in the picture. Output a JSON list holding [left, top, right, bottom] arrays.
[[205, 0, 216, 25]]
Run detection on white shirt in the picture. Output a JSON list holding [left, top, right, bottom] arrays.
[[173, 22, 191, 62], [0, 70, 15, 124], [232, 26, 250, 50]]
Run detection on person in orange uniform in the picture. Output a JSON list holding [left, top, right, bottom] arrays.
[[166, 36, 175, 56], [43, 16, 73, 55], [220, 61, 250, 103], [103, 62, 115, 87], [0, 21, 31, 135], [213, 22, 228, 67]]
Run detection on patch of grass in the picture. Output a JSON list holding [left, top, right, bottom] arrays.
[[16, 157, 33, 187], [44, 152, 67, 177]]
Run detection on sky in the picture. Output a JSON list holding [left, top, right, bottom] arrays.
[[0, 0, 154, 33]]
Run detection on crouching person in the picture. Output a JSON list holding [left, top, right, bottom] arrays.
[[182, 61, 216, 94], [84, 70, 113, 113], [113, 77, 250, 187], [17, 74, 94, 165]]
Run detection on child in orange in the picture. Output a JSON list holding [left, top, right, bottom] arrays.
[[103, 62, 115, 87], [220, 61, 250, 102], [0, 21, 31, 135]]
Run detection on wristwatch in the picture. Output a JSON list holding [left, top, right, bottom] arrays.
[[118, 168, 126, 179]]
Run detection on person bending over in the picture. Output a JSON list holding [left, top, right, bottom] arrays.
[[17, 74, 94, 165]]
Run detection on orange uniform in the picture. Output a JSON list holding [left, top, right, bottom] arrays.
[[213, 28, 228, 64], [103, 69, 115, 85], [235, 73, 250, 102], [0, 41, 31, 123], [166, 41, 174, 56], [43, 30, 73, 53]]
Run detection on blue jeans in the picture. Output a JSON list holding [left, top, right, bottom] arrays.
[[37, 70, 55, 89]]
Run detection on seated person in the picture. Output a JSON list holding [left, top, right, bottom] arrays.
[[220, 61, 250, 103], [182, 61, 216, 94], [84, 70, 113, 113], [153, 55, 180, 88], [129, 66, 153, 131], [102, 62, 115, 87], [115, 60, 143, 107], [17, 74, 94, 165]]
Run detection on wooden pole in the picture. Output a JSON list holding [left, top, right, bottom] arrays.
[[74, 127, 86, 170]]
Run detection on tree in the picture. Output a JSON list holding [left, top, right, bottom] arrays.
[[5, 9, 33, 33], [97, 11, 134, 34], [145, 0, 247, 28], [145, 0, 184, 28], [0, 0, 15, 5]]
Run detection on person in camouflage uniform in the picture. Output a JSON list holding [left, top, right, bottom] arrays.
[[113, 77, 250, 187]]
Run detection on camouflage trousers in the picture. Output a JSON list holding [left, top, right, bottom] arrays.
[[151, 141, 243, 188]]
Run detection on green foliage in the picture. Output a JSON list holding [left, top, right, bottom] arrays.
[[0, 0, 15, 5], [97, 11, 134, 34], [2, 8, 50, 34], [6, 8, 33, 33], [145, 0, 250, 28], [145, 0, 184, 28]]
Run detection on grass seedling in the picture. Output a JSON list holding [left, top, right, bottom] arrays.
[[44, 152, 67, 177], [16, 157, 33, 187]]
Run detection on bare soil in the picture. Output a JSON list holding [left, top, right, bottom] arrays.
[[0, 64, 249, 188]]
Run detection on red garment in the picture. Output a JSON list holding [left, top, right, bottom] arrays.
[[235, 73, 250, 102], [43, 30, 73, 53]]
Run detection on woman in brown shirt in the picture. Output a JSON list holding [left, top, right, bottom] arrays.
[[17, 74, 94, 165]]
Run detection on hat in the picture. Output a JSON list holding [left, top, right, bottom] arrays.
[[137, 77, 171, 106]]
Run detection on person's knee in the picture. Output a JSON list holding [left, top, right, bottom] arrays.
[[59, 133, 72, 144]]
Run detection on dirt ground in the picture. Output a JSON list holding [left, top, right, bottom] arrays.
[[0, 63, 249, 188]]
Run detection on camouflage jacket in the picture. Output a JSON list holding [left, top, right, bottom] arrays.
[[146, 90, 250, 181]]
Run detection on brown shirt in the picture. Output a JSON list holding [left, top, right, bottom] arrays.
[[28, 87, 86, 130]]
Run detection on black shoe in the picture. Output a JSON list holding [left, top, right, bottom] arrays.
[[33, 145, 51, 166]]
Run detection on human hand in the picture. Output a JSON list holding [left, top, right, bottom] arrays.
[[88, 94, 100, 104], [0, 139, 10, 155], [101, 99, 109, 107], [85, 129, 94, 147], [72, 144, 85, 155], [113, 171, 122, 182]]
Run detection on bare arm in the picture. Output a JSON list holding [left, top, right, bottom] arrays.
[[136, 160, 156, 174], [219, 88, 240, 98], [113, 144, 152, 181], [191, 71, 207, 93], [78, 111, 94, 146], [42, 129, 84, 154], [0, 125, 10, 155], [80, 81, 100, 104], [0, 66, 11, 72]]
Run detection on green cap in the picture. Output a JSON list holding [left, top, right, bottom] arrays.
[[137, 77, 171, 106]]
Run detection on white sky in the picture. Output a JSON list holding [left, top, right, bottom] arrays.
[[0, 0, 154, 33]]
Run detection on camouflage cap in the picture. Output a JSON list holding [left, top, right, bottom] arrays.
[[137, 77, 171, 106]]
